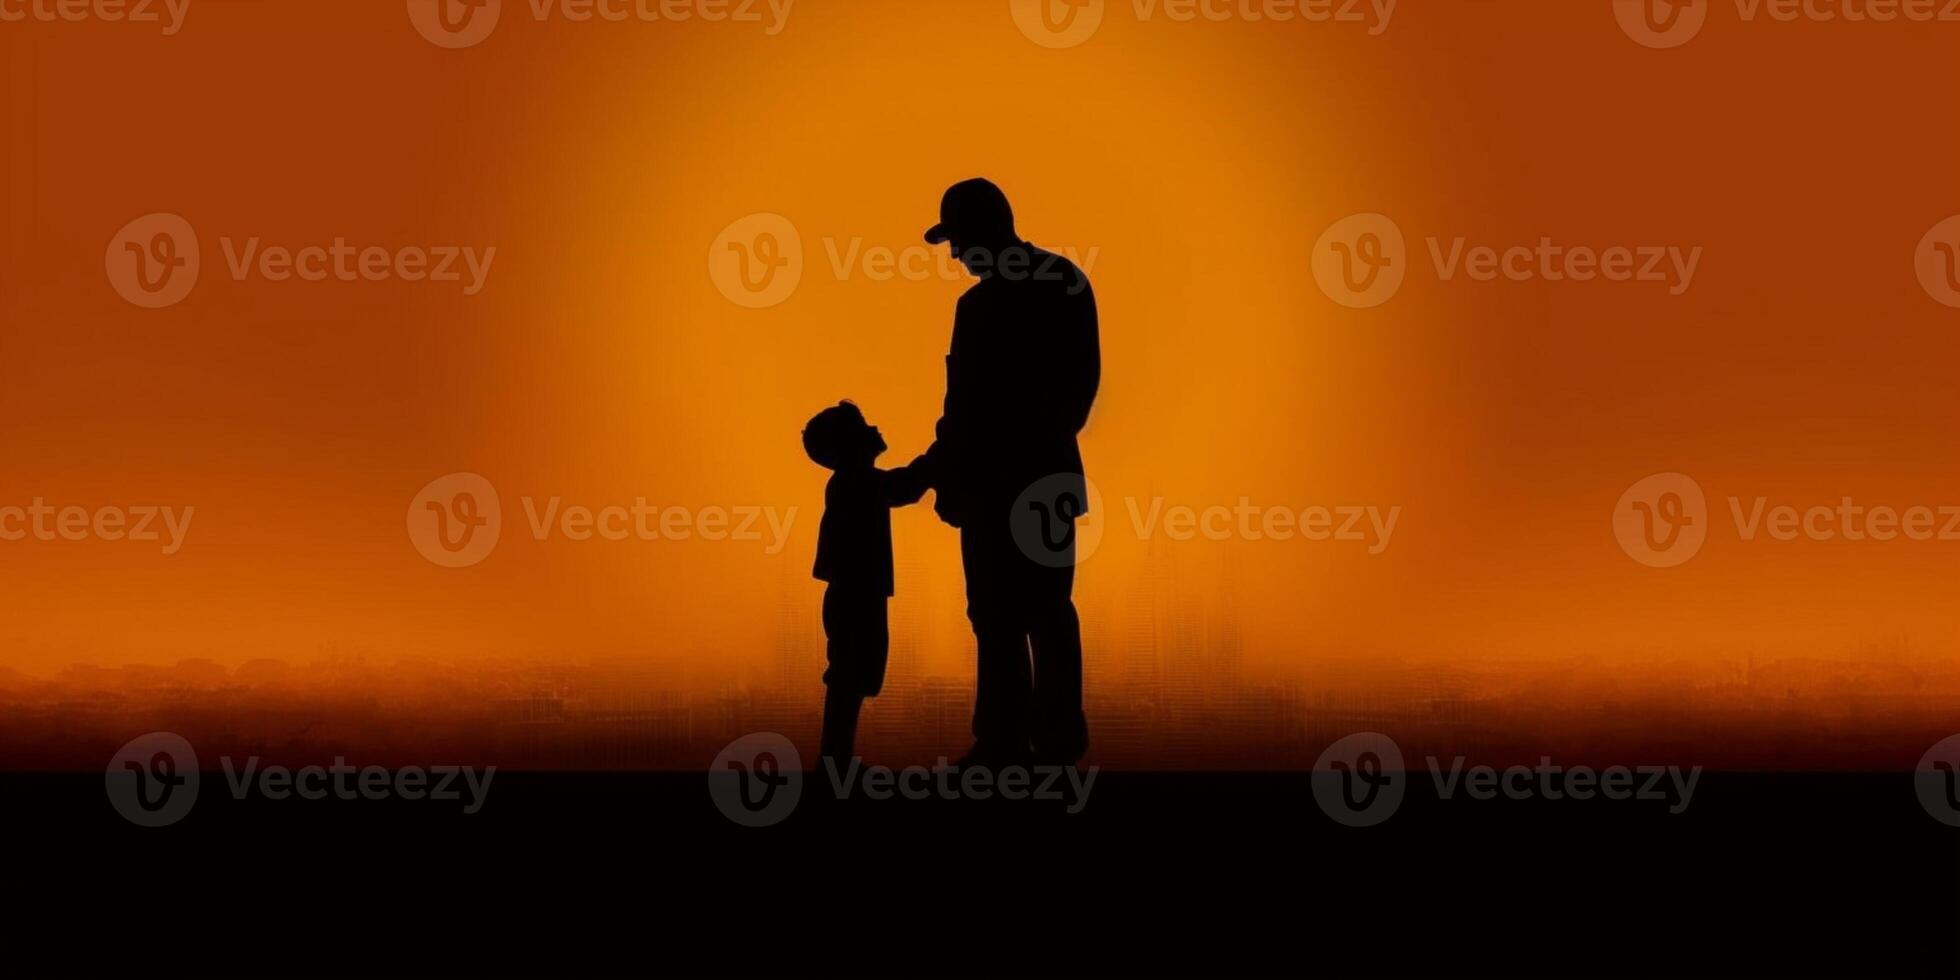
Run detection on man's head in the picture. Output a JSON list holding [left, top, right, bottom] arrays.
[[925, 178, 1020, 276], [802, 401, 887, 471]]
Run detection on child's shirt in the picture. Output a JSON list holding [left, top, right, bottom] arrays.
[[813, 464, 930, 597]]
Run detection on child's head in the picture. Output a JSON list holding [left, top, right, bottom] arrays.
[[802, 401, 887, 470]]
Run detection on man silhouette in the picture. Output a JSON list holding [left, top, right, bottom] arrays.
[[915, 178, 1100, 767]]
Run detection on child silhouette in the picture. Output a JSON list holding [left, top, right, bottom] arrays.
[[802, 401, 931, 770]]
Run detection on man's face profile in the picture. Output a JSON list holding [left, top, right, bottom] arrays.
[[948, 236, 992, 277]]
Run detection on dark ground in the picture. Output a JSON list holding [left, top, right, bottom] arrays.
[[6, 770, 1951, 976]]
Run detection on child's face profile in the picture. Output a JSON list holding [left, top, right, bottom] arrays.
[[860, 421, 887, 461]]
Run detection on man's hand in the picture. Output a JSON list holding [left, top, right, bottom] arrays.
[[910, 444, 968, 528], [931, 489, 965, 528]]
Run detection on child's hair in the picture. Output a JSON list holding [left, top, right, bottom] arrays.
[[803, 400, 867, 469]]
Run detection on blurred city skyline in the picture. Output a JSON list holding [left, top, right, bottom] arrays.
[[7, 532, 1956, 772]]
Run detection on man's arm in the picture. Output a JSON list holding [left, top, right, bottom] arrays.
[[914, 290, 974, 524], [932, 292, 976, 445], [917, 288, 980, 476], [1057, 280, 1100, 435]]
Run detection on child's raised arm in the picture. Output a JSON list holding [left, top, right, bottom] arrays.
[[879, 459, 933, 508]]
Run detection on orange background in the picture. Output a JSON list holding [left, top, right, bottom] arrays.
[[4, 1, 1959, 761]]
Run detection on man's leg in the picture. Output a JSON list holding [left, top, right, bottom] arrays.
[[819, 685, 863, 775], [1029, 547, 1088, 764], [963, 523, 1032, 761]]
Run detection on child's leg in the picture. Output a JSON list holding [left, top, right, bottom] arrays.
[[819, 585, 870, 771], [818, 587, 889, 773], [859, 594, 889, 697]]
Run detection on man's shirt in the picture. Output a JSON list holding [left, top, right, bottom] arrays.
[[928, 242, 1101, 524]]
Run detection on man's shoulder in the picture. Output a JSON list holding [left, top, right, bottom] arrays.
[[1024, 244, 1092, 299], [1026, 244, 1076, 271], [958, 243, 1094, 310]]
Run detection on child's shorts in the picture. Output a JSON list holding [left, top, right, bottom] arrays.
[[822, 585, 890, 698]]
